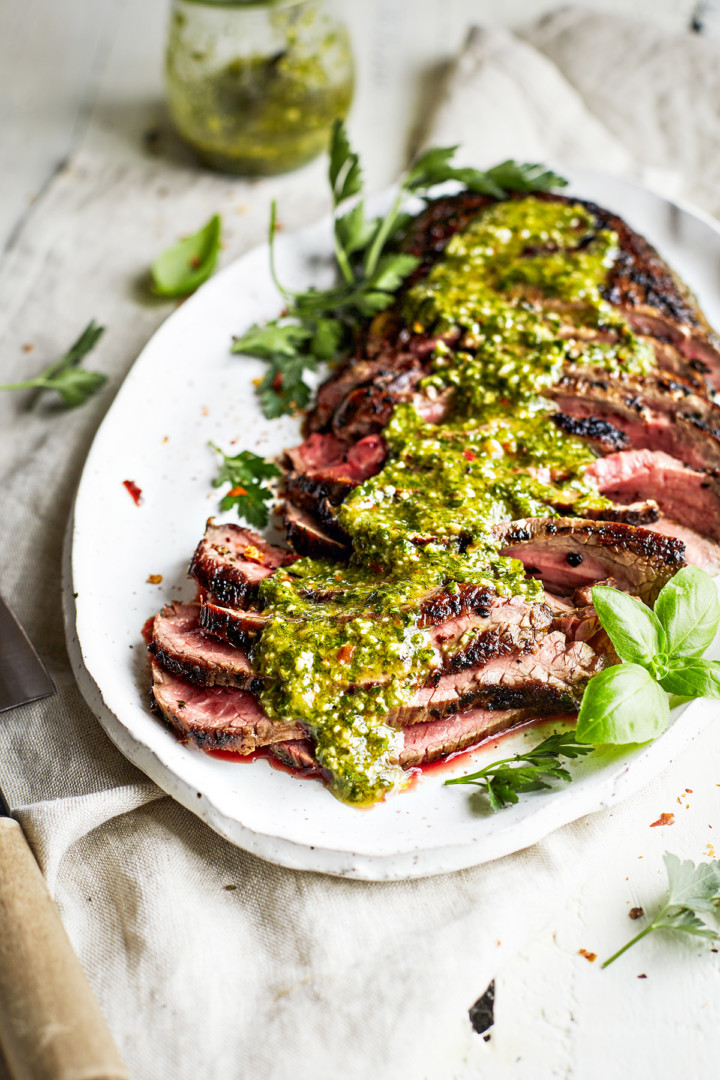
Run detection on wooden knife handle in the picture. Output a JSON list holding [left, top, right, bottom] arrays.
[[0, 817, 129, 1080]]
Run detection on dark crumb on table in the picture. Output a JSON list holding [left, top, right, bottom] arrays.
[[469, 979, 495, 1035], [629, 906, 645, 920]]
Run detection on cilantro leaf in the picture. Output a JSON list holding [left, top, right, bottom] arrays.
[[151, 214, 221, 298], [210, 442, 280, 529], [231, 321, 312, 360], [0, 320, 107, 409], [445, 730, 594, 811], [602, 853, 720, 967]]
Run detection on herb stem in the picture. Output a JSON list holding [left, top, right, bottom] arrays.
[[601, 923, 654, 968], [333, 226, 355, 286], [363, 192, 404, 277], [0, 379, 43, 392]]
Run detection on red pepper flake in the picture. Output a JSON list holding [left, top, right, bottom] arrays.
[[228, 486, 247, 497], [336, 644, 356, 664], [123, 480, 142, 505], [685, 788, 693, 794], [578, 949, 596, 962], [21, 342, 34, 353], [463, 449, 476, 462], [147, 574, 163, 585], [272, 371, 284, 392], [637, 973, 648, 979], [189, 255, 201, 269], [650, 812, 675, 828], [629, 907, 644, 920], [369, 563, 385, 575]]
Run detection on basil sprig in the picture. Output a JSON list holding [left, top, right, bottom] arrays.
[[232, 120, 568, 418], [577, 566, 720, 745]]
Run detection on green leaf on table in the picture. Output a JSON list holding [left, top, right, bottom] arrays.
[[654, 565, 720, 660], [660, 658, 720, 699], [591, 585, 665, 669], [576, 663, 670, 745], [210, 442, 280, 529], [602, 853, 720, 968], [151, 214, 221, 298], [0, 319, 106, 409]]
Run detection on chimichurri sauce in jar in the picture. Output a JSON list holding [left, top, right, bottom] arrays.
[[165, 0, 354, 175]]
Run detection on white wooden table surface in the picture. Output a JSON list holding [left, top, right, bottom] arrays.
[[2, 2, 719, 1078]]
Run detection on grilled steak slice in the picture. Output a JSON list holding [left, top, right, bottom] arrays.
[[149, 603, 259, 690], [284, 432, 386, 510], [151, 662, 302, 752], [552, 414, 630, 454], [199, 602, 269, 648], [271, 707, 555, 772], [585, 449, 720, 541], [396, 708, 569, 768], [189, 521, 295, 608], [548, 369, 720, 472], [429, 595, 553, 674], [389, 631, 604, 725], [495, 517, 685, 602], [282, 503, 349, 558], [646, 519, 720, 575]]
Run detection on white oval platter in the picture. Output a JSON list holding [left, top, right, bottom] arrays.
[[64, 167, 720, 880]]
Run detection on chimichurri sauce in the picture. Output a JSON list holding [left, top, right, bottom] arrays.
[[252, 198, 644, 805]]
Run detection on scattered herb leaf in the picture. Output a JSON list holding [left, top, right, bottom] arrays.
[[0, 320, 106, 408], [602, 854, 720, 968], [576, 663, 670, 745], [151, 214, 221, 298], [444, 731, 593, 811], [210, 441, 280, 529]]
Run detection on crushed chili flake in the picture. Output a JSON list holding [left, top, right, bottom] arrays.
[[336, 644, 356, 664], [242, 544, 263, 563], [201, 405, 209, 417], [578, 949, 596, 962], [123, 480, 142, 505], [463, 449, 476, 462], [21, 342, 34, 353], [272, 372, 284, 392], [147, 574, 163, 585], [629, 907, 644, 920], [685, 788, 693, 794], [189, 255, 201, 269], [650, 812, 675, 828], [228, 486, 247, 497], [637, 974, 647, 979]]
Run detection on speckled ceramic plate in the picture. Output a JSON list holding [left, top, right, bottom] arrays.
[[64, 168, 720, 880]]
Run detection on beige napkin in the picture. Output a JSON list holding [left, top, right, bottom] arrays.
[[3, 9, 720, 1078]]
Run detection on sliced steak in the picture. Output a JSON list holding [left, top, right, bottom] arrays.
[[548, 369, 720, 472], [647, 518, 720, 575], [389, 631, 604, 725], [495, 517, 685, 602], [585, 449, 720, 541], [282, 503, 350, 559], [189, 520, 295, 608], [271, 708, 572, 771], [149, 603, 259, 690], [199, 602, 269, 648], [151, 662, 302, 752], [552, 413, 630, 454], [284, 432, 386, 510]]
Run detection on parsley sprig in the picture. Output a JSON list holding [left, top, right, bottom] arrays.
[[602, 854, 720, 967], [209, 442, 280, 529], [232, 121, 568, 418], [444, 731, 593, 810], [0, 320, 106, 408]]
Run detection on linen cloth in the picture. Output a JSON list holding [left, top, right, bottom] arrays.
[[2, 8, 720, 1078]]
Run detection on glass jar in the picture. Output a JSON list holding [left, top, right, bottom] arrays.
[[165, 0, 354, 176]]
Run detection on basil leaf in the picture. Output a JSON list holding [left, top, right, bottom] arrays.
[[577, 663, 670, 745], [654, 565, 720, 660], [591, 585, 665, 668], [151, 214, 221, 298], [660, 658, 720, 699]]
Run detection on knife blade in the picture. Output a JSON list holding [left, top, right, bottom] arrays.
[[0, 595, 54, 713]]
